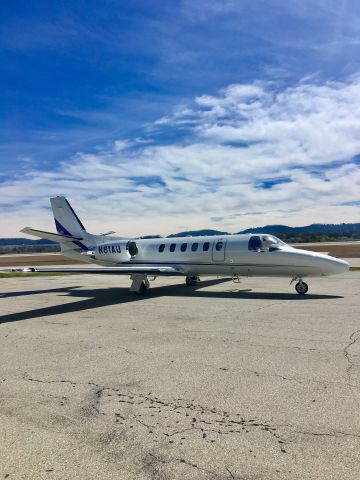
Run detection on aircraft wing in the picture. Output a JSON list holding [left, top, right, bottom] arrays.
[[12, 266, 184, 276]]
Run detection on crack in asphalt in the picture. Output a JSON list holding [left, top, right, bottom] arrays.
[[21, 371, 360, 478], [175, 456, 218, 477], [295, 430, 360, 439], [343, 329, 360, 380], [225, 466, 235, 479], [21, 373, 287, 448], [146, 452, 222, 479], [186, 362, 360, 389], [245, 301, 285, 314], [230, 367, 360, 389]]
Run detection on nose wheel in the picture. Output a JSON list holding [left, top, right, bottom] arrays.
[[295, 281, 308, 295]]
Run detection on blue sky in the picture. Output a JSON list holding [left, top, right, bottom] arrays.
[[1, 0, 360, 236]]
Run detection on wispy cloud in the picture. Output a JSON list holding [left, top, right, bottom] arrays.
[[1, 77, 360, 236]]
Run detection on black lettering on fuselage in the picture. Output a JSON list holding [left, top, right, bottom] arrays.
[[99, 244, 121, 255]]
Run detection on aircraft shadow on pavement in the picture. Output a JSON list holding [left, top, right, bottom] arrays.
[[0, 278, 343, 324]]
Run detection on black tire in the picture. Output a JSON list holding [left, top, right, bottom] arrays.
[[185, 276, 198, 287], [295, 281, 308, 295], [134, 281, 148, 295]]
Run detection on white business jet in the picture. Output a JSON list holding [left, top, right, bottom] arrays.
[[19, 196, 349, 295]]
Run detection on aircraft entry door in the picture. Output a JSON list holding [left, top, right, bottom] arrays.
[[212, 239, 227, 262]]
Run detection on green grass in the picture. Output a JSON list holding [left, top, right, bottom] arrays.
[[0, 272, 72, 278], [350, 266, 360, 271]]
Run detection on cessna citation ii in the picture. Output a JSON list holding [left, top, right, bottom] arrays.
[[18, 196, 349, 295]]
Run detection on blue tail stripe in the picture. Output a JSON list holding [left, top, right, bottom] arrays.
[[55, 219, 88, 251], [55, 219, 72, 236], [73, 240, 88, 251]]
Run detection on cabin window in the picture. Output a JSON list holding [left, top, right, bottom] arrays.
[[170, 243, 176, 252], [203, 242, 210, 251], [215, 241, 223, 251], [158, 244, 165, 253], [248, 236, 263, 252], [181, 243, 187, 252], [191, 242, 198, 252]]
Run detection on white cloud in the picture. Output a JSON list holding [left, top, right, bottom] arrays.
[[1, 77, 360, 237]]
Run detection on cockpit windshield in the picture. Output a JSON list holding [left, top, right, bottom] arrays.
[[248, 235, 286, 252], [262, 235, 286, 246]]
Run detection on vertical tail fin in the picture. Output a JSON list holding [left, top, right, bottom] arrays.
[[50, 196, 90, 251], [50, 196, 86, 238]]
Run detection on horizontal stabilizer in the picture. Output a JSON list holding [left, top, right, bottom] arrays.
[[20, 227, 83, 243]]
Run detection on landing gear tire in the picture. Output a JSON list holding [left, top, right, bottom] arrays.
[[185, 276, 199, 287], [134, 281, 149, 296], [295, 281, 308, 295]]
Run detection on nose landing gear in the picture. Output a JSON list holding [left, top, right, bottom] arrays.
[[295, 280, 308, 295], [290, 277, 309, 294]]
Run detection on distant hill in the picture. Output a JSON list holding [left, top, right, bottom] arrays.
[[167, 229, 228, 238], [238, 223, 360, 235], [168, 223, 360, 239], [168, 223, 360, 242], [0, 237, 59, 254], [0, 238, 57, 246]]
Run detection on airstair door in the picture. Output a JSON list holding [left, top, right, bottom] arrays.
[[212, 239, 227, 262]]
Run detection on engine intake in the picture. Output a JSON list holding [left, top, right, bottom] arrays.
[[126, 240, 138, 257]]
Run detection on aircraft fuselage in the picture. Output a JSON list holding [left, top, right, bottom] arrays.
[[80, 233, 348, 279]]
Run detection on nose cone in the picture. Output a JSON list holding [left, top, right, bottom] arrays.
[[290, 248, 350, 276], [319, 255, 349, 276]]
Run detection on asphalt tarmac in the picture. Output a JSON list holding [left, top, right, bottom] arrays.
[[1, 271, 360, 480]]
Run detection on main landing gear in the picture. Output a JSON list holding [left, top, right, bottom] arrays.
[[291, 277, 309, 295], [130, 274, 150, 295], [185, 276, 200, 287], [130, 275, 201, 295]]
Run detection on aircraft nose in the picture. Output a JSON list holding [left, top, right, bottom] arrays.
[[321, 256, 349, 275]]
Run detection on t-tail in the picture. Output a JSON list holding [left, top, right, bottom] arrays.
[[21, 196, 101, 258], [50, 196, 90, 251]]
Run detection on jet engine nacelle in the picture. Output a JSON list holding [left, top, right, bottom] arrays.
[[126, 240, 138, 258]]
